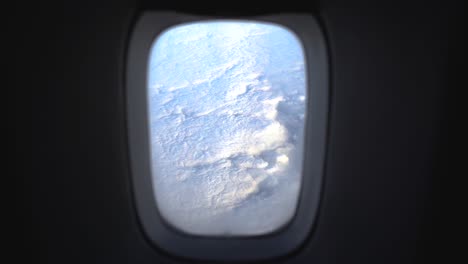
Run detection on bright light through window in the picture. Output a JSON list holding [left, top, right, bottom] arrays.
[[148, 21, 306, 236]]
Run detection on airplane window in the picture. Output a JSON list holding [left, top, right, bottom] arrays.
[[147, 21, 307, 236]]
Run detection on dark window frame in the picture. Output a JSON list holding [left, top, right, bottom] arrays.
[[126, 11, 329, 261]]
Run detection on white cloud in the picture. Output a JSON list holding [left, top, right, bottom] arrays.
[[148, 21, 306, 235]]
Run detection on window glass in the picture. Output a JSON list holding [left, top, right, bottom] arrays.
[[148, 21, 306, 236]]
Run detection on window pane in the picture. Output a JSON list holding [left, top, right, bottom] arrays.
[[148, 21, 306, 236]]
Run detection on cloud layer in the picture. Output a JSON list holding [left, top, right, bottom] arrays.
[[148, 21, 306, 235]]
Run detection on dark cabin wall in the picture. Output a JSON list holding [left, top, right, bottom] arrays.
[[16, 0, 458, 263]]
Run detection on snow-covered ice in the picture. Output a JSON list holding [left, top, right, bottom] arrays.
[[148, 21, 306, 235]]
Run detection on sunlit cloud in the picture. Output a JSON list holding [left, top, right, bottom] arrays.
[[148, 21, 306, 235]]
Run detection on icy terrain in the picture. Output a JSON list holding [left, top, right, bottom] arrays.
[[148, 21, 306, 235]]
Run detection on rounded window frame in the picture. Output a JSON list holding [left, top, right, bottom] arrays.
[[126, 11, 328, 261]]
